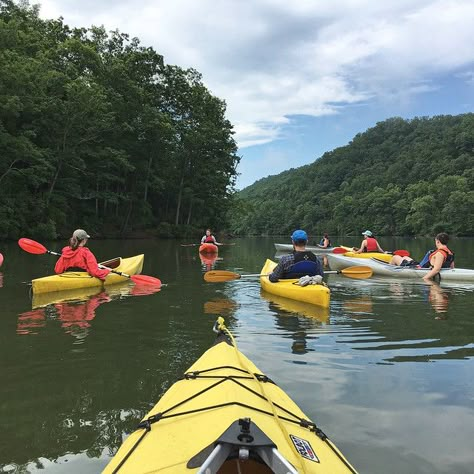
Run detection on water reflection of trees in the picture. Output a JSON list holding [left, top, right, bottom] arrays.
[[1, 326, 213, 471]]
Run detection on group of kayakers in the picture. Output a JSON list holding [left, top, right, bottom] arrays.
[[269, 229, 455, 283], [47, 226, 455, 285]]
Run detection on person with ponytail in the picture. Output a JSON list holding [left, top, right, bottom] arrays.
[[54, 229, 110, 280]]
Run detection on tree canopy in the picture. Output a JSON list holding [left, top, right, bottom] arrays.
[[0, 0, 239, 239], [230, 114, 474, 236]]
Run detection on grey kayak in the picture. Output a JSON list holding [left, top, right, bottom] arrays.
[[326, 254, 474, 282], [274, 243, 350, 254]]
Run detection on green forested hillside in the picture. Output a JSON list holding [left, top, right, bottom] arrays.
[[230, 114, 474, 236], [0, 1, 239, 239]]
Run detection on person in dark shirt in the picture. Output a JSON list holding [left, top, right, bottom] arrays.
[[269, 229, 323, 282]]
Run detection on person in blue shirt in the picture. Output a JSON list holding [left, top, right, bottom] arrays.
[[269, 230, 324, 282]]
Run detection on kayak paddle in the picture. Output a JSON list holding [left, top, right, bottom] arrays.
[[332, 247, 410, 256], [204, 265, 373, 282], [181, 242, 235, 247], [18, 238, 162, 286]]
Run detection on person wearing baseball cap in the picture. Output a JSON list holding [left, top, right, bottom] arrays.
[[269, 229, 323, 282], [54, 229, 110, 280], [353, 230, 385, 253]]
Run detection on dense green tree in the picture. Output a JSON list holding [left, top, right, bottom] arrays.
[[231, 113, 474, 236], [0, 1, 239, 239]]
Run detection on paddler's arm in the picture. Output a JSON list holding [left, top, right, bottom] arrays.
[[422, 253, 444, 281], [268, 254, 293, 282]]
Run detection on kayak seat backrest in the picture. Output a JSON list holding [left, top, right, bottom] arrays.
[[283, 261, 320, 279], [99, 257, 121, 269]]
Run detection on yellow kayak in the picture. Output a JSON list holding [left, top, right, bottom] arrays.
[[31, 255, 144, 294], [260, 290, 330, 323], [341, 251, 392, 262], [103, 318, 357, 473], [260, 259, 330, 308]]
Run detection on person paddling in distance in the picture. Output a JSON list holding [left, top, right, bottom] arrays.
[[201, 229, 220, 245], [390, 232, 454, 281], [269, 230, 324, 282], [54, 229, 110, 280], [318, 232, 331, 248], [353, 230, 385, 253]]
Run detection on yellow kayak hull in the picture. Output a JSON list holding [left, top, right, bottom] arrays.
[[103, 324, 356, 473], [260, 290, 330, 323], [260, 259, 330, 308], [31, 254, 144, 294], [342, 251, 392, 262]]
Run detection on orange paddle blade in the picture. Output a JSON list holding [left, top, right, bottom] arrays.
[[204, 271, 242, 282], [18, 238, 47, 255], [332, 247, 349, 254], [129, 274, 162, 287]]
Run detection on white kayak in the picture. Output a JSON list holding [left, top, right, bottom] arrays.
[[327, 254, 474, 282], [274, 243, 351, 254]]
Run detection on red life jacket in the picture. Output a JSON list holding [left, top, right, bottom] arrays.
[[204, 235, 216, 243], [366, 237, 378, 252]]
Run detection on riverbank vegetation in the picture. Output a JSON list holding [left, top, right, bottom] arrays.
[[229, 114, 474, 237], [0, 1, 239, 240]]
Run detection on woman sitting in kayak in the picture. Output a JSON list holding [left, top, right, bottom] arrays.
[[201, 229, 220, 245], [390, 232, 454, 281], [54, 229, 110, 280], [269, 229, 323, 282], [353, 230, 385, 253], [318, 232, 331, 248]]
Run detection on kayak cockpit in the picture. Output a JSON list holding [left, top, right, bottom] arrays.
[[99, 257, 121, 269], [189, 418, 298, 474]]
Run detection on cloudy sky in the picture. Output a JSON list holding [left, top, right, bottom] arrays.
[[39, 0, 474, 188]]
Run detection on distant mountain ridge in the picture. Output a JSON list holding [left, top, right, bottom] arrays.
[[229, 113, 474, 236]]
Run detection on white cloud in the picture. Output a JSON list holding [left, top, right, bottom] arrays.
[[38, 0, 474, 150]]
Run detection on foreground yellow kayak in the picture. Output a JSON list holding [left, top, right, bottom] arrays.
[[31, 254, 144, 294], [104, 318, 357, 473], [260, 259, 330, 308]]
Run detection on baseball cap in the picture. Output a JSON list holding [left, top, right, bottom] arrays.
[[291, 229, 308, 242], [73, 229, 90, 240], [361, 230, 373, 237]]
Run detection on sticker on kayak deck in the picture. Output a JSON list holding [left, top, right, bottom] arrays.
[[290, 434, 319, 462]]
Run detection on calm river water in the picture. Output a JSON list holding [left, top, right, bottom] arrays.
[[1, 236, 473, 473]]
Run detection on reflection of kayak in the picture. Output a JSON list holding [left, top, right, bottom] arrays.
[[199, 253, 220, 271], [31, 280, 160, 308], [261, 290, 330, 322], [199, 243, 218, 254], [31, 255, 144, 294], [260, 259, 330, 308], [327, 254, 474, 282], [274, 243, 350, 254], [20, 282, 160, 336], [104, 318, 356, 474]]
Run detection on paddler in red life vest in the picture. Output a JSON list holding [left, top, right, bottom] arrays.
[[353, 230, 385, 253], [390, 232, 455, 281], [201, 229, 220, 245], [54, 229, 110, 280]]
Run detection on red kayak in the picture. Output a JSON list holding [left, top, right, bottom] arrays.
[[199, 243, 218, 254], [0, 252, 3, 267]]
